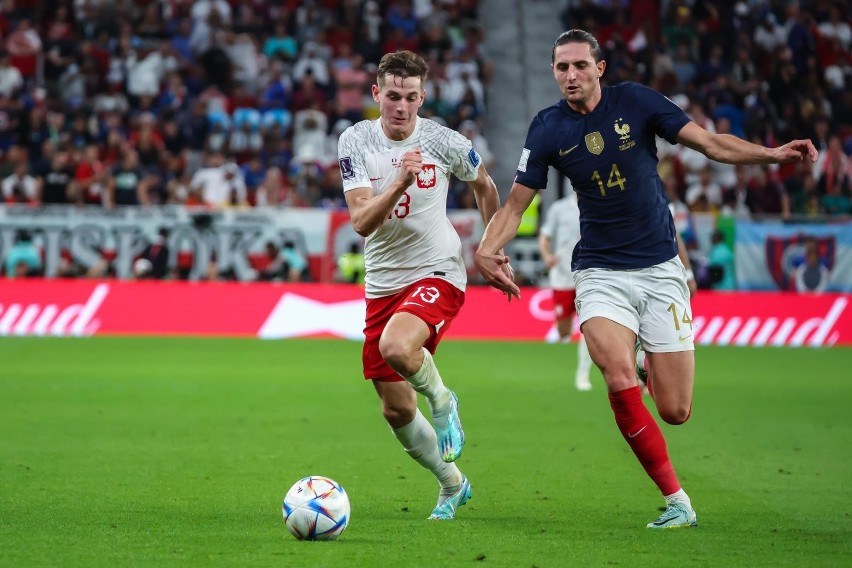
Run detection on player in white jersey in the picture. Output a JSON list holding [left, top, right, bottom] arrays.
[[538, 192, 593, 391], [337, 51, 506, 521]]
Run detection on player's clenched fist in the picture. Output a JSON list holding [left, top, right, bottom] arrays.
[[400, 147, 423, 186]]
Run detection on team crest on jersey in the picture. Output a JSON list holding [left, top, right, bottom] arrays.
[[614, 118, 636, 151], [417, 164, 437, 189], [584, 132, 604, 155], [338, 157, 354, 180]]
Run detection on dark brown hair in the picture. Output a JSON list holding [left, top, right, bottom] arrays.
[[552, 29, 603, 63], [376, 50, 429, 87]]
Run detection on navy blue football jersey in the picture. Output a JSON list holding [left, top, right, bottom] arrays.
[[515, 82, 691, 270]]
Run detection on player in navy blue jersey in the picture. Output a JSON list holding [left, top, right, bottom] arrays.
[[475, 29, 817, 529]]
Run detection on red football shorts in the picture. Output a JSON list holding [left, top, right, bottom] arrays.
[[362, 278, 465, 382], [552, 289, 578, 322]]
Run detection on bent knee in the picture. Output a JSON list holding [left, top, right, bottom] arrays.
[[379, 338, 409, 370], [660, 405, 692, 425]]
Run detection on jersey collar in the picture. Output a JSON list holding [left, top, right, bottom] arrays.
[[375, 115, 421, 146], [559, 87, 609, 117]]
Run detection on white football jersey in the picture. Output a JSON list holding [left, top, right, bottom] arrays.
[[540, 193, 581, 290], [338, 117, 481, 298]]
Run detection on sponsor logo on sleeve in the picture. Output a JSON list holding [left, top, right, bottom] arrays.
[[468, 148, 481, 167], [517, 148, 530, 172], [338, 157, 354, 180]]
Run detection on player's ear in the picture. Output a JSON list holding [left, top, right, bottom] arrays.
[[371, 83, 380, 102], [597, 60, 606, 77]]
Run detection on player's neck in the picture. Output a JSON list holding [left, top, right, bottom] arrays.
[[380, 116, 417, 141], [566, 89, 602, 114]]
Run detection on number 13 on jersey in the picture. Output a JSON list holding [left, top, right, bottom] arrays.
[[388, 191, 411, 219]]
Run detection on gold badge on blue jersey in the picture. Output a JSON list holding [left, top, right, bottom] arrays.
[[585, 131, 604, 155], [615, 118, 636, 151]]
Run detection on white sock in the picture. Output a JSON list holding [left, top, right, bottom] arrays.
[[664, 488, 692, 509], [392, 410, 462, 493], [404, 348, 452, 414], [576, 335, 592, 378]]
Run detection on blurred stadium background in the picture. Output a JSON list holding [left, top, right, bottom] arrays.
[[0, 0, 848, 342], [0, 1, 850, 566]]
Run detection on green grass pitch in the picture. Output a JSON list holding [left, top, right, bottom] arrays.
[[1, 337, 850, 567]]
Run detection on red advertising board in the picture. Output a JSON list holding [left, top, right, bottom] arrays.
[[0, 280, 849, 347]]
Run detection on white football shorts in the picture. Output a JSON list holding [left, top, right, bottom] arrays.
[[574, 257, 695, 353]]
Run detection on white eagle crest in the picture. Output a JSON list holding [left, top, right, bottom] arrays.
[[418, 167, 435, 185]]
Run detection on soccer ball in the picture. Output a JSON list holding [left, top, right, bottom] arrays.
[[282, 476, 350, 541]]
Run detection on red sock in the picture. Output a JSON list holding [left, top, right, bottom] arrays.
[[609, 386, 681, 496]]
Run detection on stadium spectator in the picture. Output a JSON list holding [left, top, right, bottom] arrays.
[[6, 18, 41, 81], [0, 51, 23, 98], [257, 239, 307, 282], [139, 227, 171, 280], [73, 144, 108, 206], [721, 165, 756, 219], [107, 150, 150, 207], [685, 166, 723, 210], [813, 135, 851, 214], [292, 41, 331, 90], [333, 48, 370, 124], [280, 240, 308, 282], [262, 21, 298, 61], [337, 241, 365, 284], [40, 149, 74, 205], [4, 229, 41, 277], [2, 161, 38, 204], [189, 152, 247, 209], [746, 166, 791, 218], [707, 229, 736, 291], [753, 13, 787, 57]]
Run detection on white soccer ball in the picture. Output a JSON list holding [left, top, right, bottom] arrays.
[[282, 475, 350, 541]]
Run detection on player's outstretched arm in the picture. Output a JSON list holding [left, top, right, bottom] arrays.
[[468, 163, 500, 227], [676, 122, 818, 165], [474, 182, 537, 300]]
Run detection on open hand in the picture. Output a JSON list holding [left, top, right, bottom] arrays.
[[475, 249, 520, 301], [773, 139, 818, 163]]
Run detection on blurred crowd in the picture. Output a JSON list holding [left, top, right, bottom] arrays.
[[562, 0, 851, 220], [0, 0, 492, 210]]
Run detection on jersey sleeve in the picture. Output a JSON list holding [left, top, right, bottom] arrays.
[[337, 127, 371, 192], [447, 130, 480, 182], [513, 114, 552, 190], [633, 83, 692, 144]]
